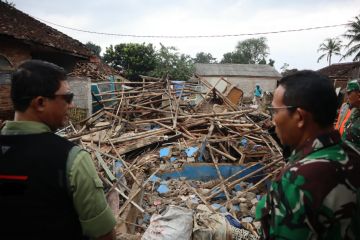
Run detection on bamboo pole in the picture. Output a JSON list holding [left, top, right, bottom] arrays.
[[209, 147, 231, 203], [207, 144, 237, 161], [206, 157, 283, 200], [117, 168, 160, 216], [132, 109, 254, 124], [67, 125, 111, 140]]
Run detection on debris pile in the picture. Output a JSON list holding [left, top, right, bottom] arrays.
[[59, 76, 284, 239], [69, 61, 122, 81]]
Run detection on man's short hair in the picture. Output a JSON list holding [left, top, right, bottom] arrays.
[[278, 70, 338, 128], [11, 60, 66, 112]]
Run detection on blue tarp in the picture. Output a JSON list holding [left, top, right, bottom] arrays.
[[156, 163, 263, 182]]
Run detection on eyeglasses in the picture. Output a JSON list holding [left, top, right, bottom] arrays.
[[51, 92, 74, 104], [267, 106, 297, 115]]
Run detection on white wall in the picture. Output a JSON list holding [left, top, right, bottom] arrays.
[[67, 77, 92, 119]]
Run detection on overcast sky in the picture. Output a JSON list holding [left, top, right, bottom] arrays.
[[10, 0, 360, 72]]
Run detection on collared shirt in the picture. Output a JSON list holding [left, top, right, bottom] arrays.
[[343, 107, 360, 149], [256, 130, 359, 240], [1, 121, 116, 238]]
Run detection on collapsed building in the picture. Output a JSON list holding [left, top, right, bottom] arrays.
[[58, 75, 283, 239]]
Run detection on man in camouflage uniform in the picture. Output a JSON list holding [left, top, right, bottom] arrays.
[[256, 70, 360, 239], [342, 79, 360, 149]]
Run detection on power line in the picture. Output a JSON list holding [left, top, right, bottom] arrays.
[[34, 15, 348, 39]]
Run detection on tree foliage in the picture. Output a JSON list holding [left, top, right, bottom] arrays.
[[220, 52, 246, 63], [282, 68, 298, 77], [317, 38, 342, 65], [343, 15, 360, 61], [103, 43, 194, 81], [280, 63, 298, 76], [221, 37, 270, 64], [151, 44, 194, 80], [1, 0, 15, 7], [280, 63, 289, 73], [103, 43, 157, 81], [85, 41, 102, 57], [235, 37, 269, 64], [267, 58, 275, 66], [193, 52, 217, 63]]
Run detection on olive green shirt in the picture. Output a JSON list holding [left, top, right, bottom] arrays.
[[1, 121, 116, 238]]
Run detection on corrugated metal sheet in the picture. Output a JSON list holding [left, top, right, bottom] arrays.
[[195, 63, 281, 78]]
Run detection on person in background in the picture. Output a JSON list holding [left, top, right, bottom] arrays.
[[0, 60, 116, 239], [253, 84, 263, 106], [342, 79, 360, 149], [335, 100, 352, 136], [256, 70, 360, 239]]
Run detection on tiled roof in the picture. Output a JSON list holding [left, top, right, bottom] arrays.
[[195, 63, 281, 78], [318, 62, 360, 79], [0, 2, 91, 58], [69, 59, 123, 81]]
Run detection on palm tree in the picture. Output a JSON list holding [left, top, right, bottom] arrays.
[[317, 38, 342, 65], [343, 15, 360, 61]]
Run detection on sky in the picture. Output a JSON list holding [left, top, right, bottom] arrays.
[[9, 0, 360, 72]]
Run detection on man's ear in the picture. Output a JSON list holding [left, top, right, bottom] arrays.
[[30, 96, 46, 112], [295, 108, 308, 128]]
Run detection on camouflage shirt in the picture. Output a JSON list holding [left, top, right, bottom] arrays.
[[256, 130, 360, 240], [343, 108, 360, 149]]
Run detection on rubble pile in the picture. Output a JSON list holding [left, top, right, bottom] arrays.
[[68, 61, 122, 81], [59, 76, 284, 240]]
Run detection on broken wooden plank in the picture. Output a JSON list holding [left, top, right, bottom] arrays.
[[95, 151, 116, 182]]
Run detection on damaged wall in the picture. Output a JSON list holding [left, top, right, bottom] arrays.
[[68, 76, 92, 121], [205, 76, 277, 100], [0, 75, 12, 120]]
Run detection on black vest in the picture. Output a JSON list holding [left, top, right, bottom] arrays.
[[0, 132, 84, 239]]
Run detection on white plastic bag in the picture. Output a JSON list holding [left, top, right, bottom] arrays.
[[141, 205, 193, 240]]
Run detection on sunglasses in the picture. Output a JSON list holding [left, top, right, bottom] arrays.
[[51, 92, 74, 104], [21, 92, 74, 104]]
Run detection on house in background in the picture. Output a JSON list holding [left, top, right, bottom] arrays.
[[0, 1, 91, 71], [318, 62, 360, 91], [194, 63, 281, 100], [0, 1, 119, 121]]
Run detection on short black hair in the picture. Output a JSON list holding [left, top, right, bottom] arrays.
[[278, 70, 337, 128], [11, 60, 66, 112]]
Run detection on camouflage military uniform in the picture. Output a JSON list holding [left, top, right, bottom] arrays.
[[256, 130, 360, 239], [343, 108, 360, 149]]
